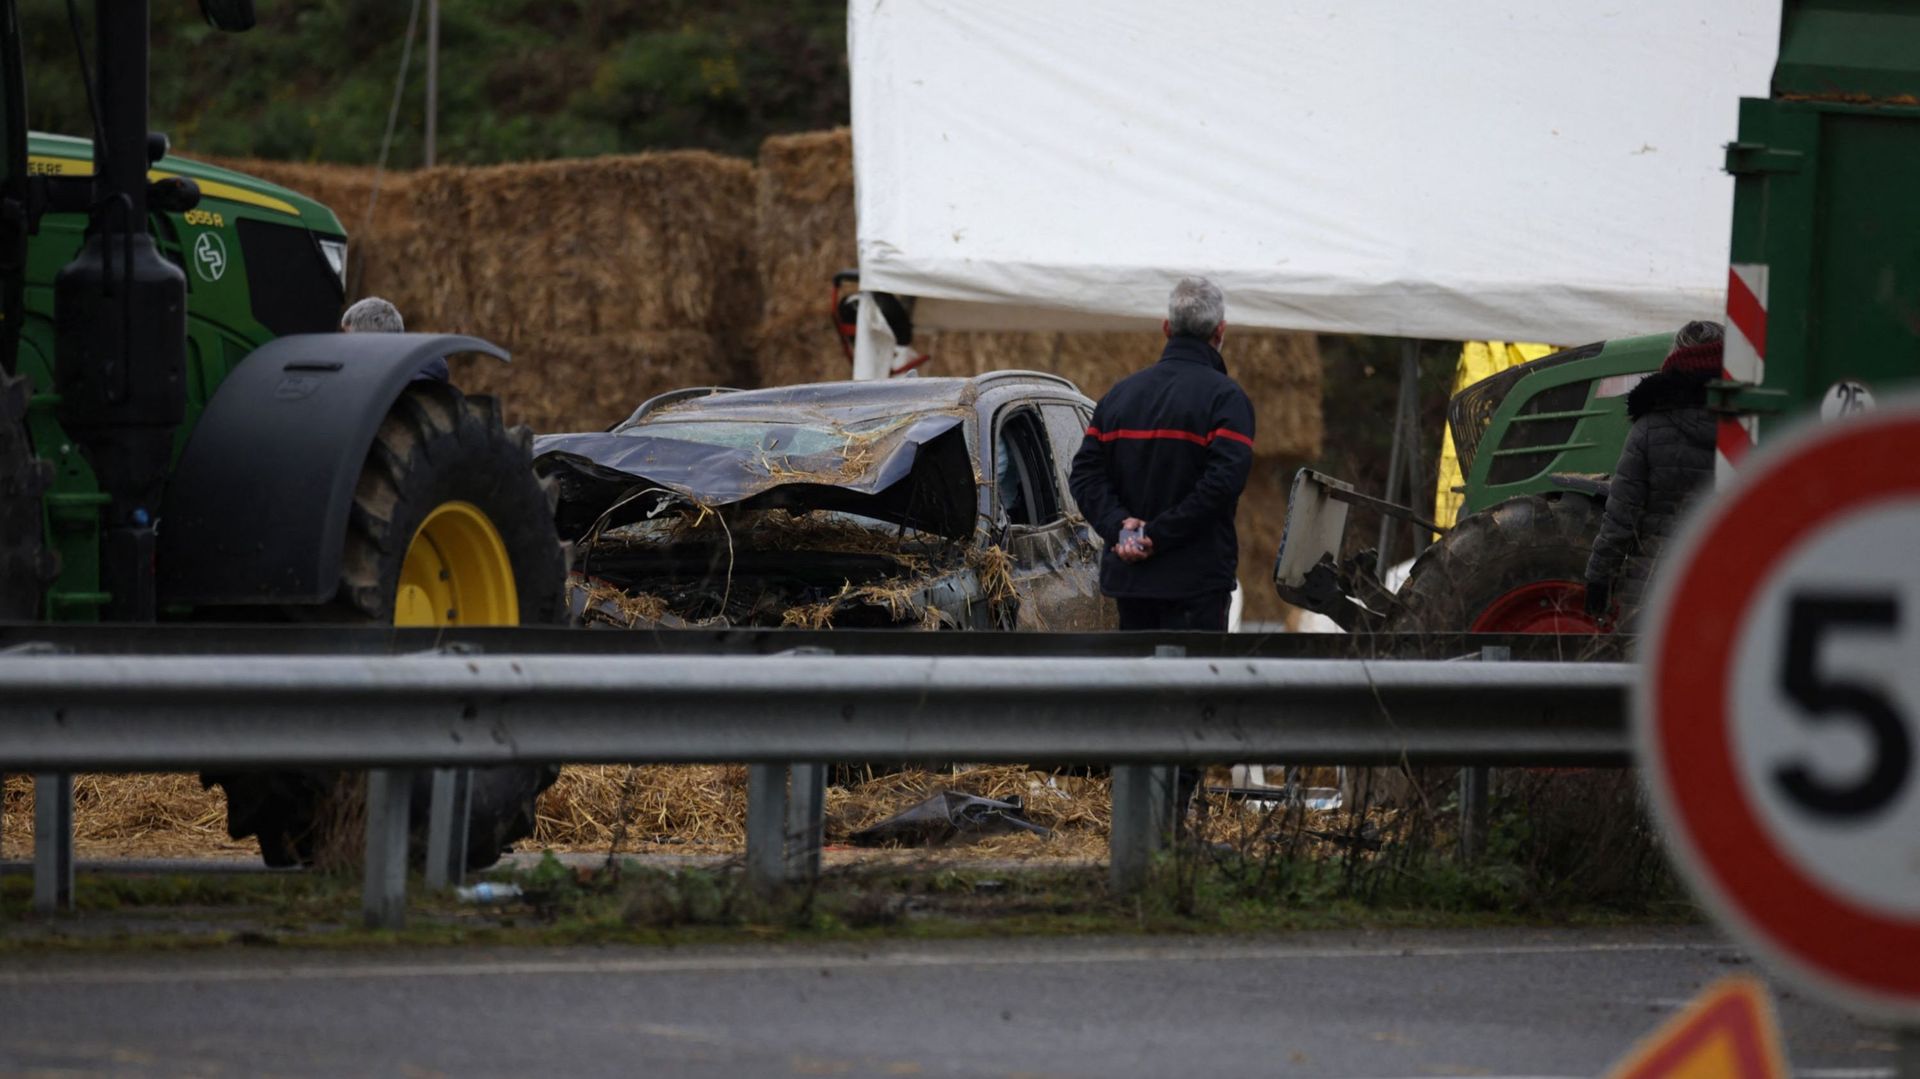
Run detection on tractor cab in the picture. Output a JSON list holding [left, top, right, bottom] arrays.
[[1275, 335, 1669, 633]]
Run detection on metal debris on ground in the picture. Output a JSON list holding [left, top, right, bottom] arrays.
[[848, 790, 1052, 848], [1206, 784, 1344, 811]]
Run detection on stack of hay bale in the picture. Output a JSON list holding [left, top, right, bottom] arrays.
[[216, 152, 759, 435], [210, 128, 1323, 621], [753, 129, 858, 388], [395, 154, 759, 434]]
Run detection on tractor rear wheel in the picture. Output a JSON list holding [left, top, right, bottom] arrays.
[[1355, 493, 1608, 808], [333, 381, 567, 626], [1389, 493, 1608, 635], [209, 381, 567, 870], [0, 370, 54, 619]]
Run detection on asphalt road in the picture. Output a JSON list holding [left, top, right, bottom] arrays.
[[0, 927, 1902, 1078]]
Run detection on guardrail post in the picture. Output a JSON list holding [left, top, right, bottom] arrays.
[[1146, 767, 1173, 851], [1110, 764, 1152, 894], [1459, 645, 1509, 862], [746, 763, 788, 893], [362, 768, 412, 930], [1459, 765, 1490, 862], [423, 767, 471, 891], [32, 772, 74, 913], [1150, 644, 1187, 848], [786, 762, 826, 886]]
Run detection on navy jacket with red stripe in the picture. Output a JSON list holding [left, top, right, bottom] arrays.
[[1068, 335, 1255, 598]]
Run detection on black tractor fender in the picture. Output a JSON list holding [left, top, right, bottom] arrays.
[[157, 332, 510, 607]]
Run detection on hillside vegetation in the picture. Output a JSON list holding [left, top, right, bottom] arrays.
[[22, 0, 848, 165]]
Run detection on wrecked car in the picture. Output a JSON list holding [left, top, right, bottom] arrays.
[[531, 372, 1116, 631]]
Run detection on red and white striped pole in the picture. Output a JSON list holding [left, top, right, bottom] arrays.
[[1717, 263, 1768, 481]]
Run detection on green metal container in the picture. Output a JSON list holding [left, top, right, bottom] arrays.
[[1721, 0, 1920, 436]]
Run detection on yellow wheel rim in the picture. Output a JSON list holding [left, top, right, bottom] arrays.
[[392, 501, 520, 626]]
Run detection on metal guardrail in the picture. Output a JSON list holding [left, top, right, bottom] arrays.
[[0, 642, 1632, 928], [0, 623, 1628, 660], [0, 653, 1629, 769]]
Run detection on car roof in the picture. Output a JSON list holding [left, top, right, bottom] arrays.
[[641, 371, 1086, 425]]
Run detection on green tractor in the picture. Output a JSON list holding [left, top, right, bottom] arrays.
[[1275, 333, 1670, 634], [1276, 0, 1920, 636], [0, 1, 567, 864]]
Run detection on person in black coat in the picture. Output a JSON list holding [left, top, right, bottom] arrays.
[[1584, 321, 1723, 626], [1068, 276, 1256, 631]]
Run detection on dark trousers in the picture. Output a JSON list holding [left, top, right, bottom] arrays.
[[1113, 589, 1230, 833], [1115, 590, 1231, 632]]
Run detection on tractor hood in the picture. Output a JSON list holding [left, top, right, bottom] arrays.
[[533, 396, 978, 541]]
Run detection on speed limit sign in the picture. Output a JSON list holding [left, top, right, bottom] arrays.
[[1639, 402, 1920, 1021]]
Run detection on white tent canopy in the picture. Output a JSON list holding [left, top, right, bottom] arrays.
[[849, 0, 1779, 348]]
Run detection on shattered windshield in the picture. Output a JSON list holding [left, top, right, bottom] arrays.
[[616, 415, 915, 457]]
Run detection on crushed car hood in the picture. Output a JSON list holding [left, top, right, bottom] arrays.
[[534, 412, 977, 540]]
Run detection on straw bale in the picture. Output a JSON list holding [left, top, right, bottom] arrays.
[[1236, 454, 1301, 625], [1229, 331, 1325, 461], [751, 316, 851, 391], [917, 330, 1099, 392], [447, 329, 737, 434], [751, 129, 855, 388], [348, 216, 442, 327], [756, 129, 854, 328], [394, 154, 758, 348]]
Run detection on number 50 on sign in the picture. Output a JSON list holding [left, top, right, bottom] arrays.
[[1638, 401, 1920, 1022]]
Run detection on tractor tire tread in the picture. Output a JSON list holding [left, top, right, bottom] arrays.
[[1390, 492, 1603, 634]]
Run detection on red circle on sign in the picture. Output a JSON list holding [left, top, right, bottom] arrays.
[[1651, 412, 1920, 1006]]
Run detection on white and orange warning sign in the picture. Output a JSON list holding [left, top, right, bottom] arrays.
[[1603, 978, 1789, 1079]]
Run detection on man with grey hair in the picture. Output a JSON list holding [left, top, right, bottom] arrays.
[[340, 295, 404, 333], [1068, 276, 1255, 631], [339, 295, 448, 381]]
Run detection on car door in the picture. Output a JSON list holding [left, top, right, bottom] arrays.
[[991, 402, 1113, 630]]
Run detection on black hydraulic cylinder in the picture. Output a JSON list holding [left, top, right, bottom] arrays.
[[51, 0, 184, 621]]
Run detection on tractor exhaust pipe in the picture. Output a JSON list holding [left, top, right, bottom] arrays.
[[51, 0, 187, 620]]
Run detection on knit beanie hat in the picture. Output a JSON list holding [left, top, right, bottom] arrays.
[[1662, 320, 1725, 376]]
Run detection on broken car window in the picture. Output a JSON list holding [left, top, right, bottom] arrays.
[[1040, 403, 1093, 518], [995, 408, 1063, 527]]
